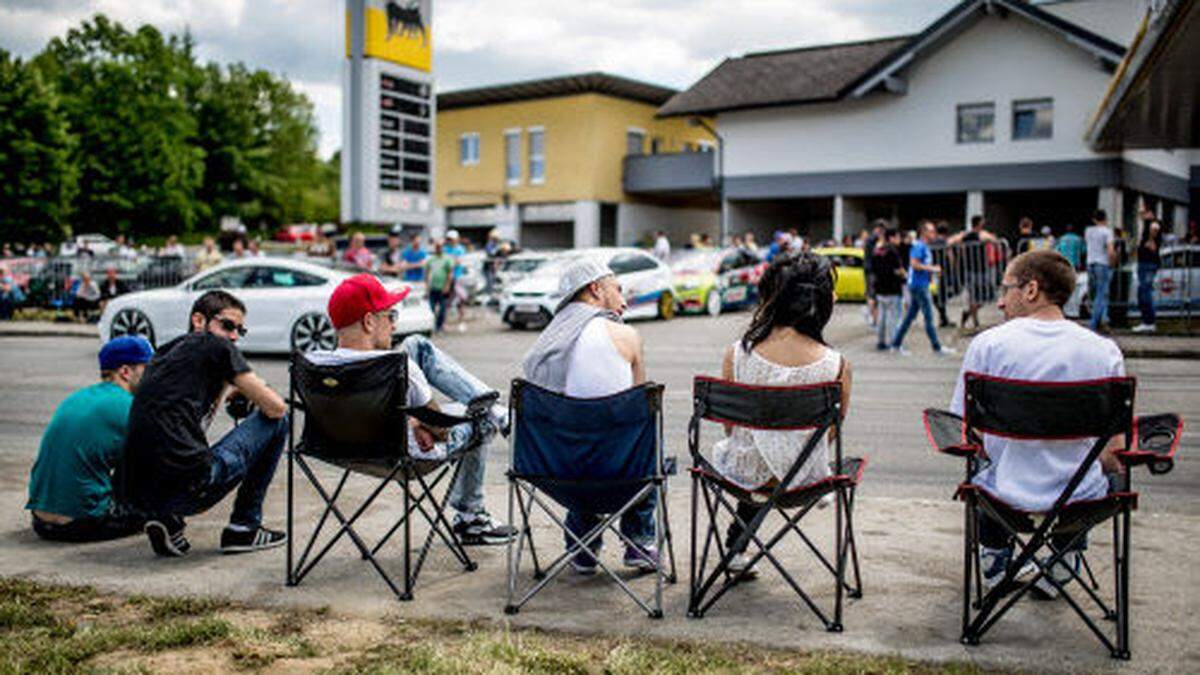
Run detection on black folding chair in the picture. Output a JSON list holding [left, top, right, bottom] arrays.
[[923, 373, 1183, 659], [504, 379, 677, 618], [687, 376, 865, 632], [286, 352, 493, 601]]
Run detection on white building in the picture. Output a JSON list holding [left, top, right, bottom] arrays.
[[645, 0, 1196, 242]]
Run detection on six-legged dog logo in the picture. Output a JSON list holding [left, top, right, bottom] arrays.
[[386, 1, 427, 46]]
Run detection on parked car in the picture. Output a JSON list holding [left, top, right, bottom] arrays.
[[59, 234, 117, 257], [499, 247, 676, 329], [812, 247, 867, 301], [275, 224, 319, 243], [100, 258, 433, 353], [1068, 244, 1199, 320], [671, 248, 765, 316]]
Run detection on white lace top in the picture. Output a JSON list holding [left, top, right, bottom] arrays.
[[710, 341, 842, 491]]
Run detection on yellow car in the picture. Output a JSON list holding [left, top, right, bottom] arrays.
[[812, 247, 866, 301]]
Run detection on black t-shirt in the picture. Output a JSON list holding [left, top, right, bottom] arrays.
[[124, 332, 251, 505], [871, 245, 905, 296]]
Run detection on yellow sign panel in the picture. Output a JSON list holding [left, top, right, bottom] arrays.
[[359, 2, 431, 72]]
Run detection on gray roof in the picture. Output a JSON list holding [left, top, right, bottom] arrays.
[[657, 36, 911, 118], [438, 72, 678, 111]]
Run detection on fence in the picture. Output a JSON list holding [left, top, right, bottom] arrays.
[[929, 239, 1011, 328], [2, 254, 196, 314]]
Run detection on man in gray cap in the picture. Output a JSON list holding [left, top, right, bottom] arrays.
[[521, 255, 656, 573]]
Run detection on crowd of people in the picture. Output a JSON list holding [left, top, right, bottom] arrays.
[[22, 242, 1137, 615]]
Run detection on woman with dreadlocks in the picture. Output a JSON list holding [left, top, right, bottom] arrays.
[[710, 252, 852, 576]]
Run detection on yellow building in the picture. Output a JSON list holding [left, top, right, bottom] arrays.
[[436, 72, 718, 249]]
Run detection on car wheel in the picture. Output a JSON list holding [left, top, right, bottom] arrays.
[[291, 312, 337, 353], [658, 291, 676, 320], [705, 289, 722, 317], [110, 308, 155, 347]]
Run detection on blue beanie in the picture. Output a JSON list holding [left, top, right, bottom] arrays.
[[99, 335, 154, 371]]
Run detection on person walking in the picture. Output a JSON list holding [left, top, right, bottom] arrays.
[[1134, 219, 1163, 333], [1054, 223, 1085, 271], [425, 241, 454, 333], [872, 227, 906, 350], [652, 231, 671, 261], [1085, 210, 1116, 332], [891, 221, 956, 355]]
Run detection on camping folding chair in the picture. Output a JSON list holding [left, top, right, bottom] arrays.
[[504, 379, 677, 618], [687, 376, 865, 632], [286, 352, 493, 601], [923, 373, 1183, 659]]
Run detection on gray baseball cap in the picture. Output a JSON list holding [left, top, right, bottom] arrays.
[[555, 257, 614, 313]]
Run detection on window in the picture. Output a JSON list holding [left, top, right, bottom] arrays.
[[458, 133, 479, 165], [957, 103, 994, 144], [697, 140, 715, 153], [528, 128, 545, 184], [1012, 98, 1053, 140], [505, 130, 521, 185], [626, 129, 645, 156], [246, 267, 326, 288], [192, 267, 252, 290], [649, 137, 662, 154], [608, 252, 659, 275]]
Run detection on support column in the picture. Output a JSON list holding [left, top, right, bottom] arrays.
[[1173, 203, 1189, 238], [832, 194, 845, 244], [1098, 187, 1123, 228], [573, 200, 600, 249], [965, 190, 984, 227]]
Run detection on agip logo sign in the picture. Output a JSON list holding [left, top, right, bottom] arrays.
[[361, 0, 432, 72]]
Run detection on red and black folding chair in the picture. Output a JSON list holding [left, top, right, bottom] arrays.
[[286, 352, 493, 601], [687, 376, 865, 632], [923, 373, 1183, 659]]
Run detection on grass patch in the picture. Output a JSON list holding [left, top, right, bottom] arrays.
[[0, 578, 995, 674]]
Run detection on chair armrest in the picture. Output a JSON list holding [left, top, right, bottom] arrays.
[[1115, 413, 1183, 476], [922, 408, 982, 459], [940, 443, 983, 458]]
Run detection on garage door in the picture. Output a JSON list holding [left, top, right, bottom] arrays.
[[521, 221, 574, 249]]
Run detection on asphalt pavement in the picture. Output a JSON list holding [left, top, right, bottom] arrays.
[[0, 306, 1197, 672]]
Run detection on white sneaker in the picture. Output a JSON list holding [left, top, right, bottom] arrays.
[[1132, 323, 1156, 333], [890, 346, 911, 357], [935, 346, 958, 355], [980, 547, 1036, 594], [1031, 550, 1082, 600], [727, 553, 759, 580]]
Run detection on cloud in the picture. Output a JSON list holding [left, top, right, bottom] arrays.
[[1, 1, 955, 158]]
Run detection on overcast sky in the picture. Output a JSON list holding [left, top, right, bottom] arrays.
[[0, 1, 955, 159]]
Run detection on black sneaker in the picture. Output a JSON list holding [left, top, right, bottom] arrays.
[[453, 513, 517, 546], [145, 518, 190, 558], [220, 526, 287, 554]]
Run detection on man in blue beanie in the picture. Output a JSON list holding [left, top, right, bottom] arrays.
[[26, 335, 154, 542]]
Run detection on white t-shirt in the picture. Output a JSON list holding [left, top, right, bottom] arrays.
[[303, 349, 434, 456], [1084, 224, 1113, 267], [564, 318, 633, 398], [950, 317, 1125, 512]]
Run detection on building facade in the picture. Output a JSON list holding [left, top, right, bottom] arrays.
[[648, 0, 1196, 243], [434, 72, 717, 249]]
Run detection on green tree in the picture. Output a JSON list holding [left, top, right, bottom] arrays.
[[0, 50, 77, 243], [36, 15, 204, 238]]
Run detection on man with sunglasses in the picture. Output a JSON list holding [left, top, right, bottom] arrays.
[[123, 290, 289, 557], [304, 274, 517, 546]]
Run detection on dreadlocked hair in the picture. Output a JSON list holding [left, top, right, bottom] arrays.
[[741, 252, 837, 351]]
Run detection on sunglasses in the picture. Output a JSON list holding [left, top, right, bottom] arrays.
[[216, 317, 248, 337], [375, 309, 399, 323]]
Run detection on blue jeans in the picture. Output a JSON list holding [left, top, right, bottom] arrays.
[[428, 290, 448, 332], [159, 411, 288, 529], [892, 286, 941, 351], [1088, 263, 1112, 330], [876, 294, 902, 348], [1136, 262, 1158, 325], [565, 490, 656, 550], [400, 334, 497, 517]]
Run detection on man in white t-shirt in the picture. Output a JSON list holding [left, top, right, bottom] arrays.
[[951, 249, 1125, 598], [1084, 209, 1116, 332], [653, 231, 670, 261], [305, 274, 516, 546], [521, 257, 656, 574]]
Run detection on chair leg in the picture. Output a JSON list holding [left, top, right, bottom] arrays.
[[688, 471, 700, 616], [830, 485, 845, 633], [1114, 508, 1132, 659], [506, 477, 518, 614], [402, 476, 413, 601], [660, 479, 678, 585], [845, 487, 863, 598], [286, 446, 295, 587], [962, 497, 977, 644], [515, 488, 543, 579]]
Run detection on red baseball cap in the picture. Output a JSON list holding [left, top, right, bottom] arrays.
[[327, 274, 411, 329]]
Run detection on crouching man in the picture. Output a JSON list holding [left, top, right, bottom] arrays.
[[123, 291, 289, 557], [26, 336, 154, 542], [305, 274, 516, 545]]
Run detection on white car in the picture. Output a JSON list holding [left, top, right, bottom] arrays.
[[99, 258, 434, 353], [1066, 245, 1199, 320], [499, 247, 676, 329]]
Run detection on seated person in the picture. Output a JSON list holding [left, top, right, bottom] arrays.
[[950, 250, 1125, 597], [0, 265, 25, 320], [26, 336, 154, 542], [123, 290, 290, 558], [712, 253, 851, 576], [305, 274, 516, 546], [521, 258, 657, 574], [73, 272, 102, 321]]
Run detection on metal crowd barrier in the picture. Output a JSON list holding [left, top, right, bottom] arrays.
[[22, 254, 197, 312], [929, 239, 1011, 323]]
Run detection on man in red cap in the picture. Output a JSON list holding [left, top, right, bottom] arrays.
[[306, 274, 516, 546]]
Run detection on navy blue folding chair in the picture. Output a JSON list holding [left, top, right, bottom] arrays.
[[504, 379, 677, 618]]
